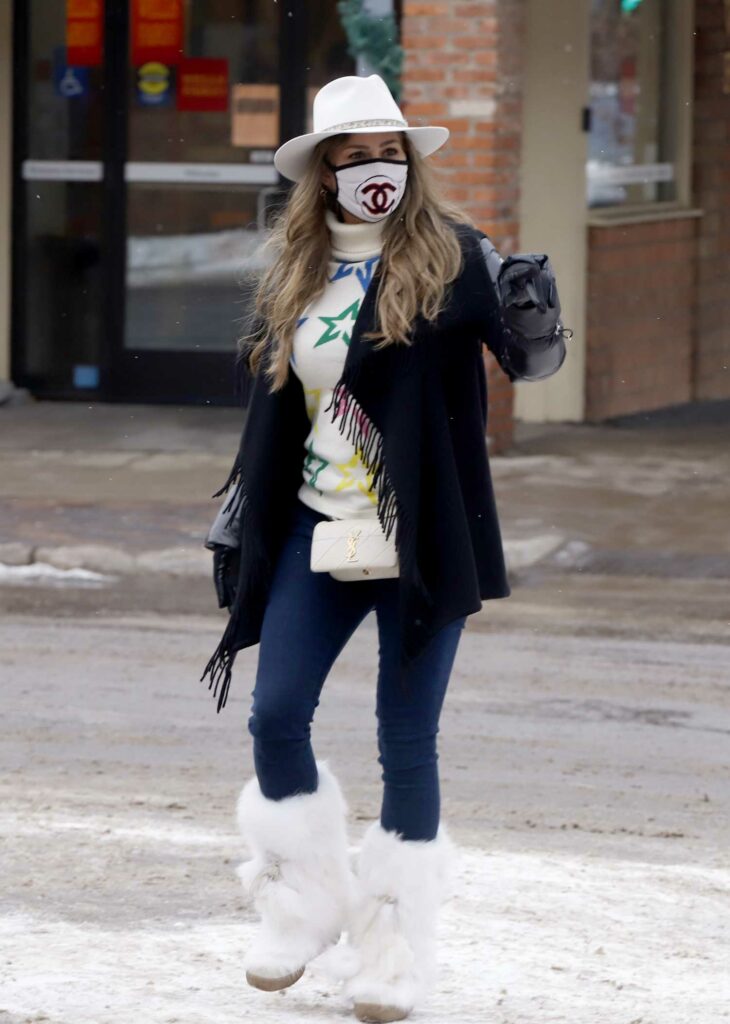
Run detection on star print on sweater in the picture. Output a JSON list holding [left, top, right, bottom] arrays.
[[304, 387, 322, 424], [333, 449, 377, 500], [314, 300, 360, 348], [303, 439, 328, 490], [329, 256, 380, 292]]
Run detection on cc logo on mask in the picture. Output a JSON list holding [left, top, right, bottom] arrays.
[[358, 179, 398, 215], [331, 159, 408, 222]]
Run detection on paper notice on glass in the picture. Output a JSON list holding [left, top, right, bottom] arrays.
[[231, 85, 279, 148]]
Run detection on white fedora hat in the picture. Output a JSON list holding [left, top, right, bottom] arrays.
[[273, 74, 449, 183]]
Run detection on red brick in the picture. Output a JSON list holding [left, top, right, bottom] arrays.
[[452, 68, 498, 83], [452, 33, 498, 50], [405, 66, 446, 83], [467, 151, 501, 168], [452, 3, 496, 17], [403, 101, 448, 117], [440, 119, 479, 134], [403, 2, 451, 14], [433, 151, 470, 167], [401, 33, 451, 50], [406, 15, 474, 35], [449, 134, 495, 150]]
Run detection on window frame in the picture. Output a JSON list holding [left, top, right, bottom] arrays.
[[586, 0, 696, 226]]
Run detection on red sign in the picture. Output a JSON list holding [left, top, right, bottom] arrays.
[[177, 59, 229, 113], [66, 0, 103, 67], [131, 0, 183, 66]]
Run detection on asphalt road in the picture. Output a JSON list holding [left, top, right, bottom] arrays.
[[1, 565, 728, 1024]]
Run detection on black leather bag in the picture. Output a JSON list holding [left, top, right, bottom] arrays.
[[480, 239, 571, 382]]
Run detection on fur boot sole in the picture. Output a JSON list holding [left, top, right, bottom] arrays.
[[245, 965, 305, 991], [354, 1001, 410, 1022]]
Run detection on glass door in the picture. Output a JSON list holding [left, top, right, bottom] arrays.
[[116, 0, 281, 402], [13, 0, 106, 396]]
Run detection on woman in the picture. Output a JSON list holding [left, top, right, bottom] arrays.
[[202, 74, 569, 1023]]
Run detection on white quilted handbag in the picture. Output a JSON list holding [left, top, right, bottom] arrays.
[[310, 517, 399, 581]]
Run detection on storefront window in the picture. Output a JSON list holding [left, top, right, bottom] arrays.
[[587, 0, 681, 209]]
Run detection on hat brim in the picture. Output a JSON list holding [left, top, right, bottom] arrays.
[[273, 125, 450, 183]]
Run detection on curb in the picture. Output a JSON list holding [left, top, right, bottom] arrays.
[[0, 541, 211, 577], [0, 534, 566, 579]]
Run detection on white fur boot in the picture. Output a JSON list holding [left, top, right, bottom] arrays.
[[341, 821, 457, 1023], [235, 758, 356, 992]]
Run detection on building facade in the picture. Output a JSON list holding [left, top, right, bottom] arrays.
[[1, 0, 729, 452]]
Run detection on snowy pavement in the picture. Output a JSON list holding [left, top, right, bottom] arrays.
[[2, 845, 728, 1024], [2, 587, 729, 1024], [2, 401, 729, 1023]]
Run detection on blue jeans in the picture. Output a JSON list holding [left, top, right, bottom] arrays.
[[248, 497, 467, 841]]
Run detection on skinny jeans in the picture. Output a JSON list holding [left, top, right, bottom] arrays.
[[247, 496, 466, 841]]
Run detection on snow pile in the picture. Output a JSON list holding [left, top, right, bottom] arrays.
[[0, 561, 113, 586]]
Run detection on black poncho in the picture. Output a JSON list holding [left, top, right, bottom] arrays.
[[201, 220, 569, 711]]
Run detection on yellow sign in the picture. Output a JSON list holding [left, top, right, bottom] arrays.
[[136, 61, 171, 106]]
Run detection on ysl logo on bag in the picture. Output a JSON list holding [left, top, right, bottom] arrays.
[[346, 528, 362, 562]]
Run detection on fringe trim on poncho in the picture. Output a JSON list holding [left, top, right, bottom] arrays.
[[200, 362, 433, 712], [199, 456, 271, 713]]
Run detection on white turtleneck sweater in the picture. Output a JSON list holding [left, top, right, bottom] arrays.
[[290, 208, 385, 520]]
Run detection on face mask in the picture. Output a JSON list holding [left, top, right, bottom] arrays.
[[325, 157, 408, 223]]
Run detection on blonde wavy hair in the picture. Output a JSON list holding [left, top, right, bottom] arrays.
[[241, 132, 473, 391]]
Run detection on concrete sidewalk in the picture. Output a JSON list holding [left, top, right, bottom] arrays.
[[1, 396, 729, 582], [0, 399, 243, 575]]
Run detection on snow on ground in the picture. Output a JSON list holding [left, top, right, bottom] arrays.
[[1, 836, 728, 1024], [0, 562, 113, 586]]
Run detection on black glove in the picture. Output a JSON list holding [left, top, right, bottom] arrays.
[[211, 543, 240, 610]]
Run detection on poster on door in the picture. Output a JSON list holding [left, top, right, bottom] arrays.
[[230, 85, 318, 148], [177, 59, 229, 113], [66, 0, 103, 67], [231, 85, 279, 147], [131, 0, 183, 66]]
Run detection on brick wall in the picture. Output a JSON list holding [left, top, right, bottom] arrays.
[[584, 217, 697, 420], [401, 0, 527, 451], [692, 0, 730, 401]]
